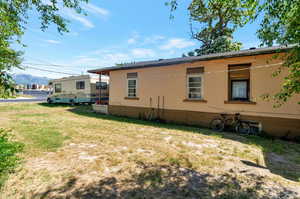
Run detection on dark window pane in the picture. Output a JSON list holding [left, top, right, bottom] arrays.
[[54, 84, 61, 93], [128, 92, 136, 97], [128, 88, 136, 93], [128, 80, 136, 86], [76, 81, 85, 89], [189, 82, 201, 87], [189, 93, 201, 99], [96, 82, 107, 89], [189, 77, 201, 83], [189, 88, 201, 93]]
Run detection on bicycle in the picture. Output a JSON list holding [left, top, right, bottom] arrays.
[[209, 113, 251, 134]]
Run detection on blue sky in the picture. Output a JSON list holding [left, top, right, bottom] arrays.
[[14, 0, 261, 78]]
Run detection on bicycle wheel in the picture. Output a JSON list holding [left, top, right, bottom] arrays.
[[209, 118, 225, 132], [235, 122, 251, 135]]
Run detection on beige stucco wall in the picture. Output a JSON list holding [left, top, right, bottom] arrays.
[[109, 54, 300, 120], [51, 75, 92, 95]]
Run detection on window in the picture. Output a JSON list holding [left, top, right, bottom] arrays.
[[228, 64, 251, 101], [127, 78, 137, 97], [186, 67, 204, 100], [96, 82, 108, 90], [127, 72, 138, 98], [187, 74, 203, 99], [76, 81, 85, 90], [231, 80, 248, 100], [54, 83, 61, 93]]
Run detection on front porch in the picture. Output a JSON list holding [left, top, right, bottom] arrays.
[[93, 71, 110, 114]]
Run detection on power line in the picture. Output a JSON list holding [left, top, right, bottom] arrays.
[[23, 61, 96, 71], [22, 65, 81, 76], [23, 62, 79, 68], [90, 62, 283, 78], [23, 63, 81, 73], [24, 55, 86, 68], [22, 61, 87, 74], [22, 60, 284, 78]]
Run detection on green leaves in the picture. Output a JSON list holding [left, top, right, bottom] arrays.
[[271, 47, 300, 106], [0, 129, 23, 187], [257, 0, 300, 106], [170, 0, 259, 56], [258, 0, 300, 46], [0, 0, 89, 98]]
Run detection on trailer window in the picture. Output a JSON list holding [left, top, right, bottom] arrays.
[[76, 81, 85, 90], [54, 83, 61, 93]]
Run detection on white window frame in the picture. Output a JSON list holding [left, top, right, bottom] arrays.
[[127, 78, 138, 98], [187, 73, 204, 100], [231, 80, 249, 101]]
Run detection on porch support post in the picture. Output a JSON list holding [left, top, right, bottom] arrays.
[[99, 73, 102, 104]]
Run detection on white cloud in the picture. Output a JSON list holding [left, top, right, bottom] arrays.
[[128, 38, 136, 44], [160, 38, 195, 50], [144, 35, 165, 44], [29, 36, 196, 79], [82, 3, 110, 17], [131, 48, 155, 58], [127, 32, 140, 44], [45, 40, 61, 44], [127, 34, 165, 45], [68, 52, 131, 68], [64, 9, 94, 28]]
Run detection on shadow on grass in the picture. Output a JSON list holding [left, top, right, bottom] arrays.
[[32, 163, 298, 199], [39, 103, 300, 183]]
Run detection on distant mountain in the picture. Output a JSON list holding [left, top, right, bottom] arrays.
[[13, 74, 51, 85]]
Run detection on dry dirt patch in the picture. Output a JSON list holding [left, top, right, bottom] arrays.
[[0, 103, 299, 198]]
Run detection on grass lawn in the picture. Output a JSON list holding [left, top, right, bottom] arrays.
[[0, 102, 299, 199]]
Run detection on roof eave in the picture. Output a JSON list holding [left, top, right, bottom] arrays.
[[88, 45, 294, 74]]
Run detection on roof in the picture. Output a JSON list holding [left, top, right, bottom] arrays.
[[88, 45, 293, 74], [49, 75, 91, 83]]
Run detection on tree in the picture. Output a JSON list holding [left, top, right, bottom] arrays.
[[0, 0, 88, 98], [168, 0, 257, 56], [257, 0, 300, 105]]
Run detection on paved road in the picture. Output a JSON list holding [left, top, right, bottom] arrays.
[[0, 90, 49, 103], [0, 98, 47, 103]]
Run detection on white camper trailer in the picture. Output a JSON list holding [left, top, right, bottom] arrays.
[[47, 75, 108, 104]]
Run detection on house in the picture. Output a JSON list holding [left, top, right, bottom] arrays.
[[47, 75, 108, 104], [88, 46, 300, 138]]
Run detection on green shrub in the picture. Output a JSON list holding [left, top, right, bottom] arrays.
[[0, 129, 23, 187]]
